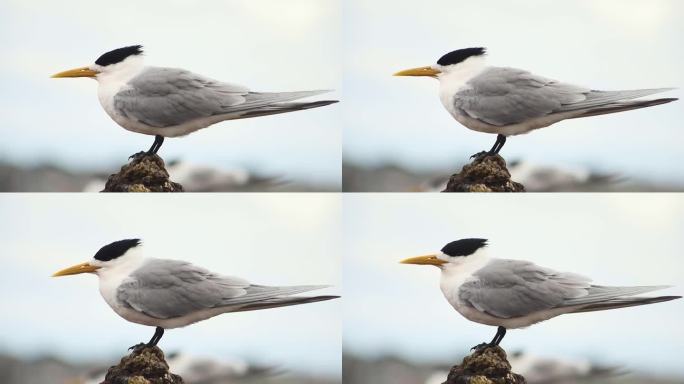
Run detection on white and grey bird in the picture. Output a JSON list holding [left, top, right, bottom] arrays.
[[52, 45, 337, 155], [401, 238, 680, 349], [394, 47, 677, 158], [53, 239, 338, 347]]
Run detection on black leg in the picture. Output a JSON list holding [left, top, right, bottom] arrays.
[[471, 326, 507, 351], [491, 326, 506, 346], [489, 134, 506, 155], [145, 138, 156, 154], [146, 135, 164, 155], [154, 135, 164, 154], [471, 134, 507, 160], [146, 327, 164, 347], [487, 137, 500, 154], [495, 135, 507, 154]]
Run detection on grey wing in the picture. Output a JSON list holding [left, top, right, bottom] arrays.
[[116, 259, 249, 318], [113, 67, 249, 127], [453, 67, 672, 126], [113, 67, 329, 127], [458, 259, 591, 318], [116, 259, 330, 319]]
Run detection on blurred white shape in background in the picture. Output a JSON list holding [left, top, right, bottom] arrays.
[[423, 351, 619, 384], [79, 351, 278, 384]]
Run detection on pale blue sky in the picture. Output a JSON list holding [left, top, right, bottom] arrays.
[[343, 194, 684, 377], [0, 0, 341, 187], [343, 0, 684, 185], [0, 194, 341, 379]]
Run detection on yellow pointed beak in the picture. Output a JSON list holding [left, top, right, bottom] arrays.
[[393, 66, 441, 77], [51, 66, 99, 78], [52, 262, 100, 277], [400, 254, 446, 266]]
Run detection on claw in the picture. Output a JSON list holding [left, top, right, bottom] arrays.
[[128, 151, 147, 160], [128, 342, 146, 351], [470, 342, 492, 351], [470, 151, 493, 161]]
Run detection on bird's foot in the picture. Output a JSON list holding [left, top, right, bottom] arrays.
[[128, 342, 147, 351], [128, 341, 158, 351], [128, 151, 148, 161], [470, 342, 495, 351], [469, 151, 495, 161]]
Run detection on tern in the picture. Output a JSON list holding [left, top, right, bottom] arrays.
[[394, 47, 677, 158], [53, 239, 338, 347], [401, 238, 680, 349], [52, 45, 337, 155]]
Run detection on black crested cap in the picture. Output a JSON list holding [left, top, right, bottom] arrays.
[[94, 239, 142, 261], [437, 47, 486, 66], [95, 45, 143, 66], [441, 238, 488, 257]]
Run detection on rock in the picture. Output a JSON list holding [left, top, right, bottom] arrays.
[[103, 153, 183, 192], [443, 154, 525, 192], [444, 346, 526, 384], [102, 345, 183, 384]]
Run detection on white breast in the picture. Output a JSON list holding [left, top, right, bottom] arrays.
[[97, 82, 132, 128], [95, 56, 149, 134], [439, 250, 491, 315], [437, 56, 487, 120], [440, 262, 522, 328], [96, 252, 148, 324]]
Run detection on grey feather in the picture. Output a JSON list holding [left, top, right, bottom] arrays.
[[116, 259, 332, 319], [570, 295, 681, 313], [229, 295, 340, 312], [562, 285, 671, 306], [458, 259, 677, 319], [454, 67, 675, 126], [569, 98, 677, 118], [113, 67, 333, 127], [458, 259, 591, 319], [559, 88, 675, 111], [235, 100, 338, 119]]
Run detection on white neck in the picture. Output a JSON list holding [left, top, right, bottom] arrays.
[[95, 248, 147, 311], [439, 248, 491, 295], [95, 55, 145, 86], [94, 247, 146, 280], [437, 55, 487, 90], [95, 56, 145, 116]]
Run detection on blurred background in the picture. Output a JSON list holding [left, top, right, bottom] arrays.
[[343, 194, 684, 383], [342, 0, 684, 192], [0, 0, 341, 192], [0, 194, 341, 384]]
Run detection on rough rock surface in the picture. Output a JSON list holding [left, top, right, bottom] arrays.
[[102, 345, 183, 384], [103, 153, 183, 192], [444, 346, 526, 384], [443, 154, 525, 192]]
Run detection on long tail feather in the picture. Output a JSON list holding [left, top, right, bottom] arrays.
[[571, 295, 681, 313], [564, 285, 672, 306], [570, 98, 677, 119], [566, 88, 675, 110], [231, 295, 339, 312], [238, 100, 338, 119]]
